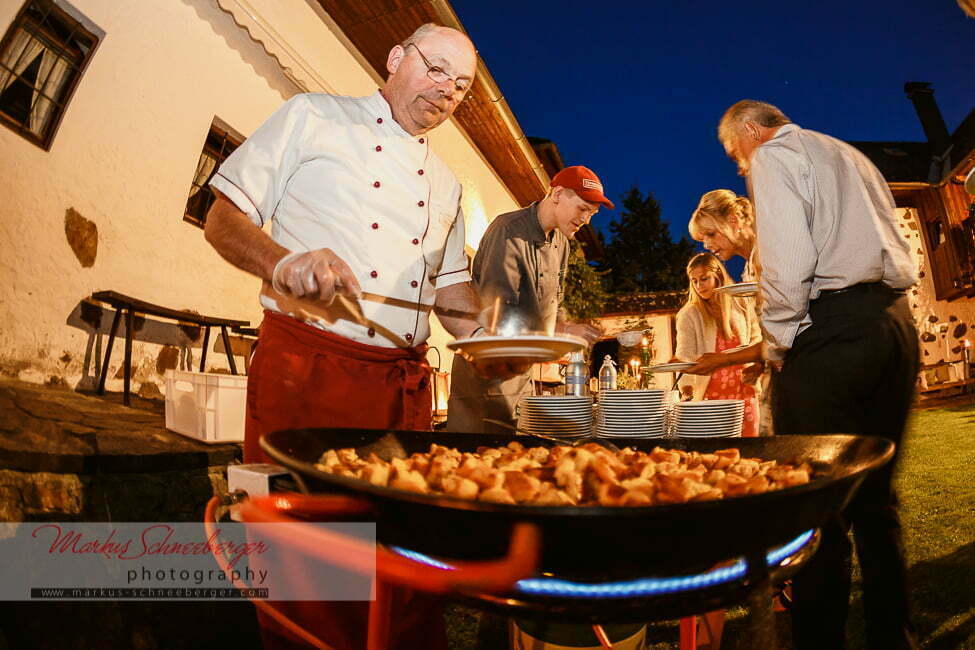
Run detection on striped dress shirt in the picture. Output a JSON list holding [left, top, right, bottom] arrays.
[[749, 123, 918, 361]]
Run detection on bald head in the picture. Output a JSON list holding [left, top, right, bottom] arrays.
[[405, 24, 473, 50], [382, 24, 477, 135]]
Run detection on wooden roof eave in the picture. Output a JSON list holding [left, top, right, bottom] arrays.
[[890, 148, 975, 207], [889, 182, 932, 207]]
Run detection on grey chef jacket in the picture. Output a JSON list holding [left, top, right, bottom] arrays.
[[445, 202, 569, 434]]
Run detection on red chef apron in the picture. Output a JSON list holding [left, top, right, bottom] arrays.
[[244, 310, 444, 650], [245, 309, 433, 463]]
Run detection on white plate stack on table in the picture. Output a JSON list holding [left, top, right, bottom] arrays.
[[673, 399, 744, 438], [517, 395, 593, 439], [595, 389, 668, 439]]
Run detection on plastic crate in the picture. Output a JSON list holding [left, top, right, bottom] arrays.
[[164, 369, 246, 443]]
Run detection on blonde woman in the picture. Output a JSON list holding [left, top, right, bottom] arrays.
[[675, 253, 761, 437], [686, 190, 777, 428], [688, 189, 758, 276]]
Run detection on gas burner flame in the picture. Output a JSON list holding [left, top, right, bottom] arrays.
[[391, 529, 815, 599]]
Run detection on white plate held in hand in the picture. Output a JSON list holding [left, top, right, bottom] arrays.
[[648, 362, 697, 373], [447, 334, 587, 364], [715, 282, 759, 298]]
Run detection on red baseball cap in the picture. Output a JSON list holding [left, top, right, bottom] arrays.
[[551, 166, 614, 209]]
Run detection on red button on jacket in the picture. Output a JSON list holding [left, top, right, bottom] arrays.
[[370, 270, 378, 278]]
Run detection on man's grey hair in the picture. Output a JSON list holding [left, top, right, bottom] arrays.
[[718, 100, 791, 148], [402, 23, 444, 47]]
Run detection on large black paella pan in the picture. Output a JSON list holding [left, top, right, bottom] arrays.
[[261, 429, 893, 579]]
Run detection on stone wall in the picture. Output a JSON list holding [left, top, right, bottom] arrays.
[[0, 465, 228, 523], [0, 378, 259, 650], [0, 466, 261, 650]]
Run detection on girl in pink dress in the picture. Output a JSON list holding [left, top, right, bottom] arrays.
[[675, 253, 760, 437]]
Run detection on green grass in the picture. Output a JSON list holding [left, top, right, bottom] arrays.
[[890, 404, 975, 649], [445, 402, 975, 649]]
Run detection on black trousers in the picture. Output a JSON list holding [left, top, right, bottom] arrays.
[[771, 284, 919, 650]]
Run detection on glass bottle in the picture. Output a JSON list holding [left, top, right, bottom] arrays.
[[565, 351, 588, 396], [598, 355, 617, 392]]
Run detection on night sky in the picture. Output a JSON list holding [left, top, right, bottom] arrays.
[[452, 0, 975, 278]]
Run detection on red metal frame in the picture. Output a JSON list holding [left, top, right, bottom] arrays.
[[204, 495, 541, 650], [203, 497, 333, 649], [206, 494, 731, 649]]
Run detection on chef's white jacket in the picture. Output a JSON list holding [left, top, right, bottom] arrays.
[[211, 91, 470, 348]]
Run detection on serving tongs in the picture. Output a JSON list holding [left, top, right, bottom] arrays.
[[482, 418, 622, 453]]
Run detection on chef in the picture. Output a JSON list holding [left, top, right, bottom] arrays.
[[446, 166, 608, 434], [204, 22, 489, 650], [206, 22, 487, 462]]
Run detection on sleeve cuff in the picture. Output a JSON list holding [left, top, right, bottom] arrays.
[[210, 173, 263, 227], [434, 267, 471, 290]]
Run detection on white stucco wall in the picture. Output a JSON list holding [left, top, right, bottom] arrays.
[[0, 0, 520, 394], [898, 208, 975, 367]]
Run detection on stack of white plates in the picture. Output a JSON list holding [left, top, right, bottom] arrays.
[[673, 399, 744, 438], [518, 395, 593, 438], [595, 389, 668, 439]]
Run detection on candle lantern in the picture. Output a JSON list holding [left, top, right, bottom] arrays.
[[432, 370, 450, 417], [427, 346, 450, 420]]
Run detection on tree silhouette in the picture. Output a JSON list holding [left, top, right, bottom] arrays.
[[562, 239, 609, 320], [600, 187, 695, 293]]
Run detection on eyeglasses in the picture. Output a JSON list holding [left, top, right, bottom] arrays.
[[406, 42, 471, 97]]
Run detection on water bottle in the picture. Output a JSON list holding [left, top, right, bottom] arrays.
[[598, 355, 617, 392], [565, 351, 588, 396]]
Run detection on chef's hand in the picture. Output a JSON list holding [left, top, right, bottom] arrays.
[[685, 352, 730, 376], [471, 359, 534, 379], [454, 327, 533, 379], [272, 248, 362, 304], [742, 362, 765, 385], [558, 321, 602, 345]]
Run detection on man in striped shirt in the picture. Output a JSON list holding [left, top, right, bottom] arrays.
[[718, 100, 919, 650]]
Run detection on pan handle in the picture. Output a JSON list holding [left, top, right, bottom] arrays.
[[238, 494, 542, 594], [204, 496, 334, 650], [248, 493, 377, 518]]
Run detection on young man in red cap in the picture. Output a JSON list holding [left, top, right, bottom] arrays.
[[446, 165, 612, 433]]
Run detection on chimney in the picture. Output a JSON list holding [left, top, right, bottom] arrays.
[[904, 82, 951, 155]]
